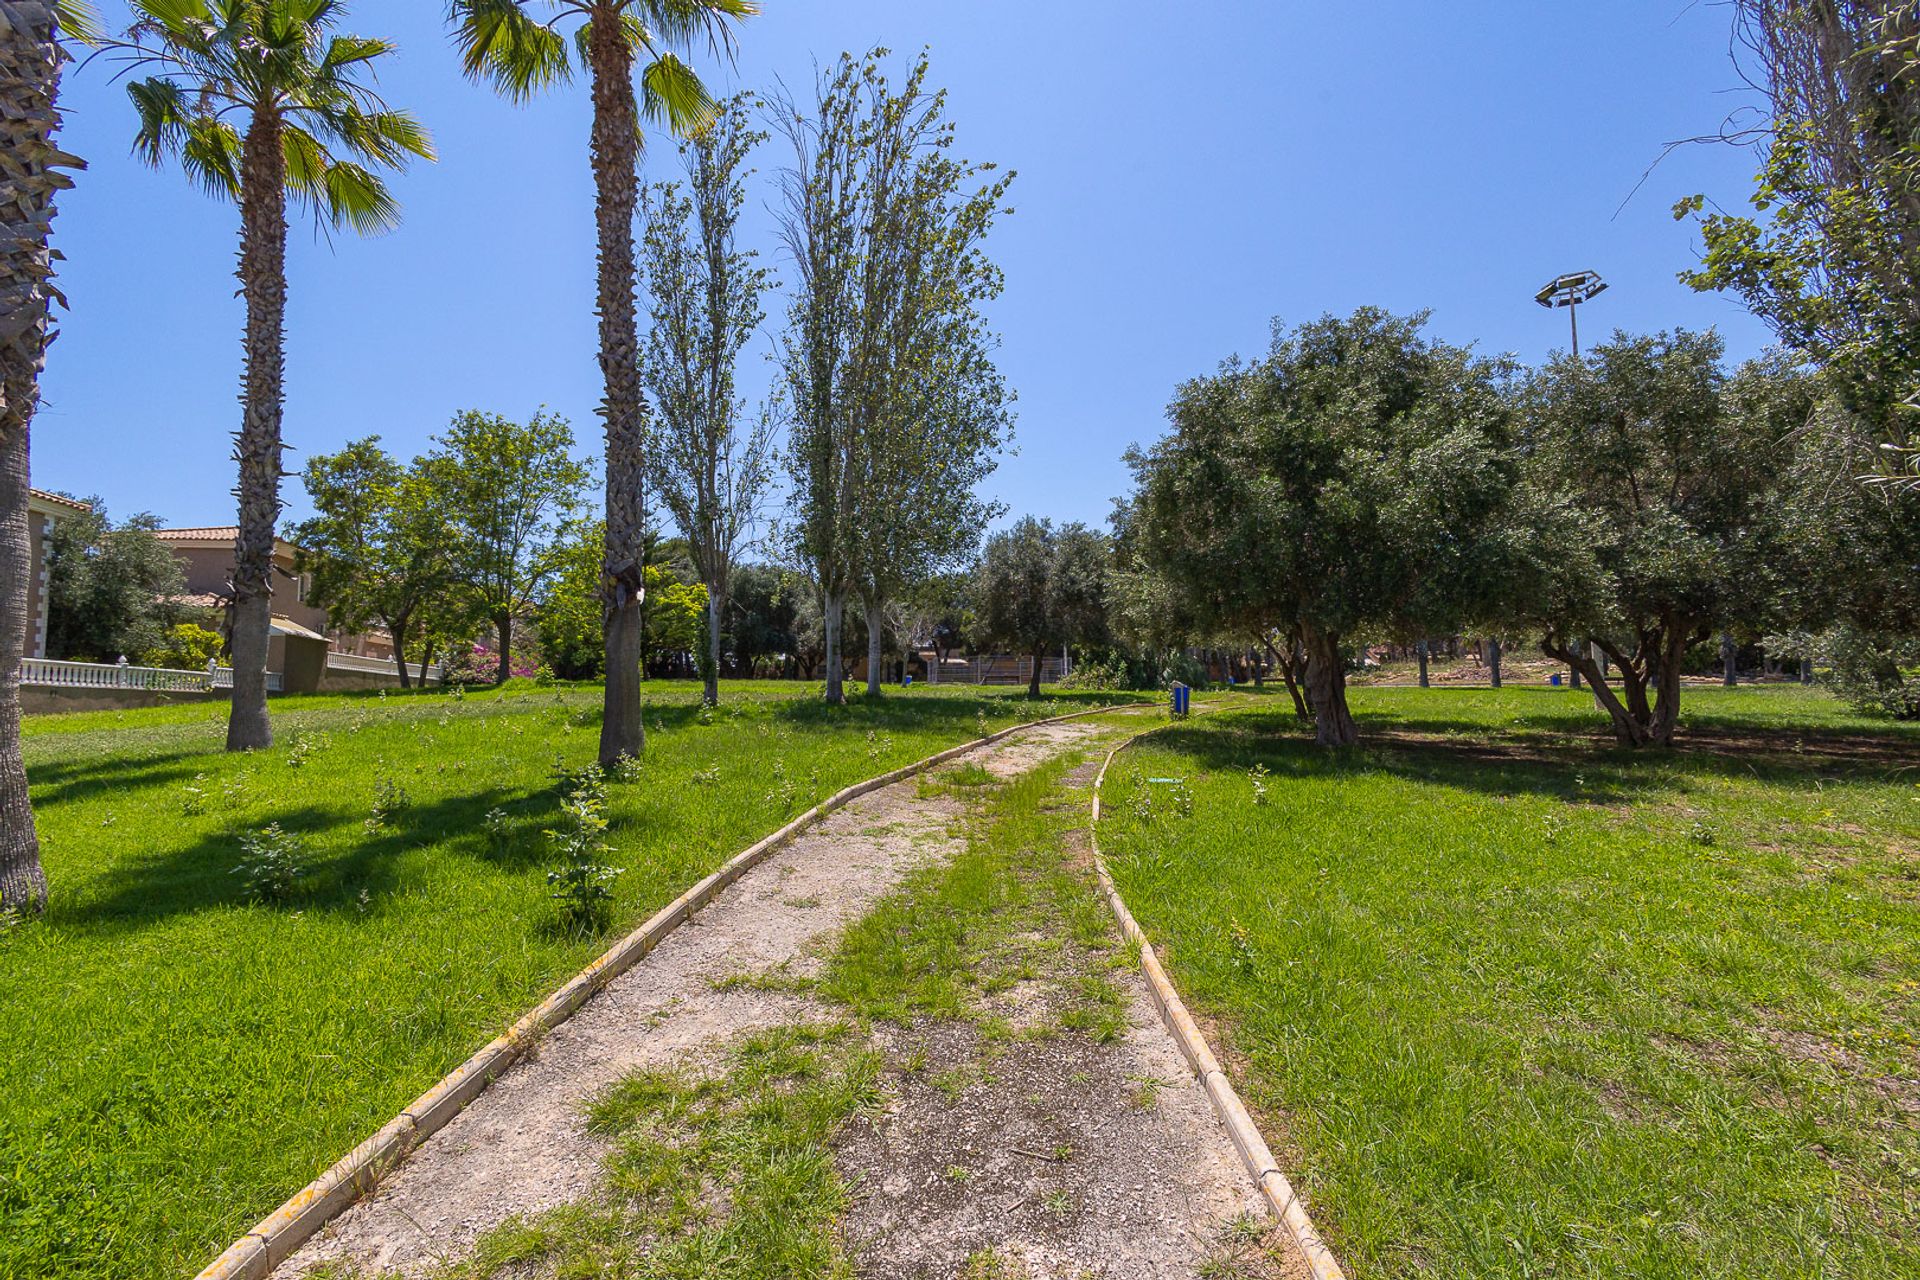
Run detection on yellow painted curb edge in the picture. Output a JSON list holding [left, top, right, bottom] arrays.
[[195, 697, 1156, 1280], [1090, 727, 1347, 1280]]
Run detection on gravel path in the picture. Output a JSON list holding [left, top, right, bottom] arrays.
[[277, 713, 1305, 1279]]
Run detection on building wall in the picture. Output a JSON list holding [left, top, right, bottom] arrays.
[[167, 543, 332, 636], [25, 509, 47, 658]]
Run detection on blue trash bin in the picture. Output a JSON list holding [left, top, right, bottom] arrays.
[[1171, 683, 1190, 716], [1550, 673, 1562, 688]]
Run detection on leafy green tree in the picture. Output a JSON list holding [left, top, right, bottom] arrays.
[[0, 1, 97, 910], [43, 500, 188, 663], [1515, 333, 1805, 746], [433, 409, 591, 684], [1128, 309, 1518, 746], [293, 438, 461, 687], [640, 94, 773, 705], [450, 0, 753, 761], [116, 0, 433, 751], [975, 517, 1110, 699], [775, 50, 1013, 703], [723, 562, 797, 678]]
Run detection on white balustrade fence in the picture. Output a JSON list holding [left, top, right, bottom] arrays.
[[22, 657, 281, 694], [326, 652, 443, 682]]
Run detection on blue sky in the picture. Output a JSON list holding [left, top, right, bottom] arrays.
[[38, 1, 1774, 535]]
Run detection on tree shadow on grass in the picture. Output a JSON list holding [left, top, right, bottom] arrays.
[[1146, 707, 1913, 807], [52, 782, 564, 934], [25, 750, 212, 807]]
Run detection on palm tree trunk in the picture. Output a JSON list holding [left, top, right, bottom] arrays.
[[227, 111, 288, 752], [588, 6, 647, 765], [0, 413, 41, 910], [0, 1, 69, 909]]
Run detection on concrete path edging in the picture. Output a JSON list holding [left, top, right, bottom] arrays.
[[1090, 726, 1347, 1280], [196, 698, 1154, 1280]]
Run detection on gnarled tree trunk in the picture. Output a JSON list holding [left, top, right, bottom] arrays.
[[589, 5, 648, 765], [1300, 622, 1357, 747], [1027, 645, 1043, 699], [0, 1, 69, 910], [1488, 634, 1502, 688], [227, 111, 288, 752]]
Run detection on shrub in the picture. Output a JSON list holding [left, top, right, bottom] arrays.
[[1060, 654, 1129, 691], [547, 767, 623, 932], [233, 824, 306, 903], [143, 623, 224, 672], [1822, 627, 1920, 720]]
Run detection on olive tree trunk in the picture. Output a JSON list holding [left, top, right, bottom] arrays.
[[1300, 622, 1357, 747], [1487, 635, 1502, 687], [588, 6, 648, 765], [1416, 639, 1430, 688], [0, 1, 69, 910], [1027, 646, 1043, 699]]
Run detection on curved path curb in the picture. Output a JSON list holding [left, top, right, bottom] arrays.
[[197, 699, 1153, 1280], [1090, 726, 1347, 1280]]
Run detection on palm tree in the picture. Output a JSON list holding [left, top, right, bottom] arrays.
[[116, 0, 432, 751], [0, 0, 93, 912], [449, 0, 753, 767]]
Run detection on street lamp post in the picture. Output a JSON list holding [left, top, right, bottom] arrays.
[[1534, 269, 1608, 357]]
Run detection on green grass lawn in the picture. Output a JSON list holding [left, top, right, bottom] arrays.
[[0, 679, 1138, 1280], [1100, 685, 1920, 1280]]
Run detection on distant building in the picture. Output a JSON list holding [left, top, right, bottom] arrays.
[[26, 489, 90, 659], [150, 526, 392, 658]]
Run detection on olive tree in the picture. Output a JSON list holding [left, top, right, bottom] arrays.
[[975, 517, 1109, 699], [1127, 308, 1519, 746], [1515, 333, 1806, 746]]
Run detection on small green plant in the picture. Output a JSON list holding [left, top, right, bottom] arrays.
[[1229, 916, 1256, 975], [285, 731, 329, 769], [691, 763, 721, 787], [1248, 762, 1271, 806], [179, 775, 210, 817], [366, 776, 412, 832], [484, 807, 512, 855], [609, 754, 643, 784], [1689, 820, 1717, 847], [233, 824, 306, 904], [547, 767, 622, 932]]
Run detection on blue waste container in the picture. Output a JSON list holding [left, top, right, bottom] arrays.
[[1171, 683, 1191, 716], [1550, 673, 1562, 688]]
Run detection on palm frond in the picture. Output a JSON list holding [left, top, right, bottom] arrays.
[[639, 50, 716, 135], [54, 0, 102, 45], [119, 0, 431, 235], [448, 0, 572, 101]]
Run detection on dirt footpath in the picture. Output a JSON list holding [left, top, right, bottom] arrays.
[[278, 714, 1306, 1279]]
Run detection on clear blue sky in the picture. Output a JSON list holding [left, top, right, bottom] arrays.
[[37, 1, 1773, 535]]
